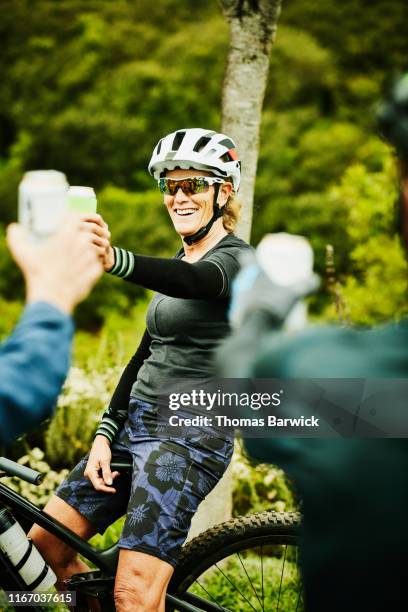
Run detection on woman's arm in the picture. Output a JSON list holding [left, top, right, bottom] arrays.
[[80, 214, 231, 299], [108, 247, 226, 299], [94, 327, 152, 443]]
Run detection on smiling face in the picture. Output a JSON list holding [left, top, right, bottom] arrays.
[[163, 168, 218, 238]]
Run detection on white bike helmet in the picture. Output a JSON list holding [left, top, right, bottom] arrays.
[[148, 128, 241, 192]]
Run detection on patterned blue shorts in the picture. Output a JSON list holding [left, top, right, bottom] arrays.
[[56, 398, 233, 567]]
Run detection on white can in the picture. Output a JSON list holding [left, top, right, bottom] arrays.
[[67, 186, 97, 214], [18, 170, 69, 240]]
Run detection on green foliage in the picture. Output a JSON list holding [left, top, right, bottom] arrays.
[[284, 0, 408, 78], [0, 223, 24, 302], [0, 0, 407, 331], [44, 366, 121, 470], [98, 186, 179, 256], [0, 4, 223, 194], [0, 157, 23, 225], [324, 155, 408, 325], [73, 299, 150, 370], [2, 447, 69, 508], [232, 440, 296, 516], [89, 517, 125, 551], [0, 299, 23, 341], [266, 25, 337, 110]]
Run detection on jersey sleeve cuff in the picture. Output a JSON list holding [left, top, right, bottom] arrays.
[[94, 417, 120, 444], [108, 247, 135, 279]]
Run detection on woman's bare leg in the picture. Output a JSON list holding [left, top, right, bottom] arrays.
[[29, 495, 96, 589]]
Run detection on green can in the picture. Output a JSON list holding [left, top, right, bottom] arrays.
[[67, 186, 97, 213]]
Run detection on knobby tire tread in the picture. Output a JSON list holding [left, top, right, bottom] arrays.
[[170, 510, 301, 594]]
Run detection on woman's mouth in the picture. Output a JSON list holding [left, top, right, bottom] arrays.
[[174, 208, 199, 217]]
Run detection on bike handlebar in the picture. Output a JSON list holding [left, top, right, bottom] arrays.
[[0, 457, 44, 485]]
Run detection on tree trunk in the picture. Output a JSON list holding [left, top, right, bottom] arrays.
[[186, 466, 233, 541], [188, 1, 283, 540], [220, 0, 283, 242]]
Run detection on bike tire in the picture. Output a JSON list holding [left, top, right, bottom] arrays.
[[168, 510, 302, 612]]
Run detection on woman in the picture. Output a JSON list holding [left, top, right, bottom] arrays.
[[30, 128, 251, 612]]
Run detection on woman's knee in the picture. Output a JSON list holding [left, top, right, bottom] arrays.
[[114, 581, 159, 612], [114, 573, 163, 612], [114, 550, 173, 612]]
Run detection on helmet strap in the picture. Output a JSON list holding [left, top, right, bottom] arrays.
[[183, 184, 223, 246]]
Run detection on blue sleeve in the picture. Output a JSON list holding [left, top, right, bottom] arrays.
[[0, 302, 74, 444]]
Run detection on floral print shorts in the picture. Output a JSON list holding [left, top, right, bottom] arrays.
[[55, 398, 234, 567]]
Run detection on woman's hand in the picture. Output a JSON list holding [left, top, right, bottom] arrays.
[[84, 435, 120, 493], [7, 216, 103, 314], [79, 213, 115, 271]]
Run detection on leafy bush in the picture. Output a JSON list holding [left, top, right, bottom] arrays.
[[232, 439, 297, 516], [1, 1, 407, 332], [73, 298, 149, 373], [45, 366, 121, 470], [324, 155, 408, 325], [89, 517, 125, 550], [0, 298, 23, 341], [0, 223, 24, 304]]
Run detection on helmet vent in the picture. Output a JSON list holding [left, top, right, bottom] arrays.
[[193, 136, 211, 152], [156, 139, 163, 155], [220, 152, 232, 162], [172, 131, 186, 151]]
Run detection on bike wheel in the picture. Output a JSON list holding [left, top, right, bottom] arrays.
[[168, 511, 303, 612]]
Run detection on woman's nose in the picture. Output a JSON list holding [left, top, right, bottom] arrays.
[[174, 187, 189, 202]]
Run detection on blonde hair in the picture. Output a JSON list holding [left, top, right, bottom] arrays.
[[222, 192, 242, 233]]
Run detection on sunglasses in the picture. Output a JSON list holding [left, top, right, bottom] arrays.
[[158, 176, 225, 196]]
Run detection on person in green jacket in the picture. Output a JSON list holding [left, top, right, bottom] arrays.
[[218, 74, 408, 611]]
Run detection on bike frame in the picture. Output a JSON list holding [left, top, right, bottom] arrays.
[[0, 463, 205, 612]]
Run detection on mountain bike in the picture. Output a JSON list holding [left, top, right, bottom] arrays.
[[0, 455, 302, 612]]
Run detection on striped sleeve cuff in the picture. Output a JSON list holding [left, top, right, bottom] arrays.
[[108, 246, 135, 279], [94, 417, 120, 444]]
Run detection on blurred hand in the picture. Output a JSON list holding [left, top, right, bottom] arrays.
[[79, 213, 115, 271], [84, 436, 120, 493], [7, 215, 103, 314], [256, 233, 316, 288], [229, 233, 319, 330]]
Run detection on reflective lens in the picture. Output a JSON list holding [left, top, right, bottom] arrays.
[[158, 177, 223, 196]]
